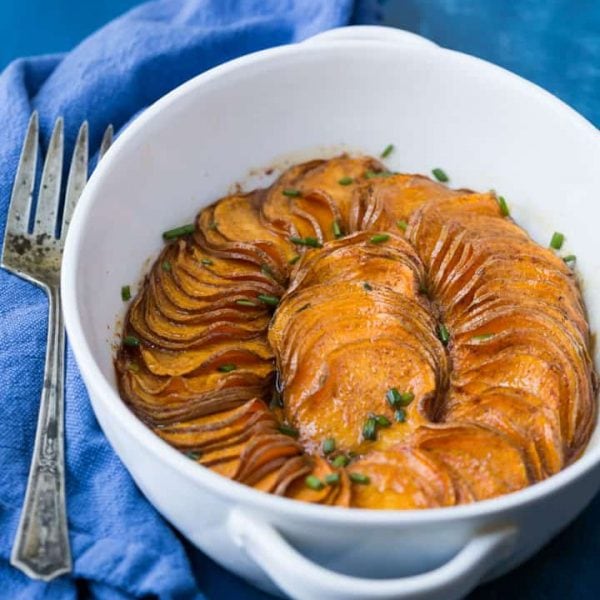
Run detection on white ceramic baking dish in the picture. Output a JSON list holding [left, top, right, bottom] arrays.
[[61, 26, 600, 600]]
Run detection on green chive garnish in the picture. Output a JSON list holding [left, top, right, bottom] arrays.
[[123, 335, 140, 347], [127, 362, 139, 372], [279, 424, 299, 438], [386, 388, 414, 408], [288, 254, 301, 265], [375, 414, 391, 427], [365, 170, 393, 179], [338, 176, 353, 186], [349, 472, 370, 485], [396, 220, 408, 231], [257, 294, 280, 306], [331, 455, 350, 468], [323, 438, 336, 455], [432, 168, 449, 183], [305, 475, 324, 490], [324, 472, 340, 486], [370, 233, 390, 244], [185, 451, 201, 460], [362, 417, 377, 441], [218, 364, 237, 373], [201, 258, 213, 265], [386, 388, 401, 408], [472, 333, 494, 341], [363, 282, 373, 291], [282, 188, 301, 197], [290, 236, 322, 248], [121, 285, 131, 301], [332, 220, 343, 238], [550, 231, 565, 250], [162, 223, 195, 240], [162, 260, 171, 272], [381, 144, 394, 158], [260, 264, 277, 279], [394, 408, 406, 423], [563, 255, 576, 264], [497, 196, 510, 217], [236, 299, 258, 307], [438, 323, 450, 345]]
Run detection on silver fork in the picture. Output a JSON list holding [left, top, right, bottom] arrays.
[[1, 113, 113, 581]]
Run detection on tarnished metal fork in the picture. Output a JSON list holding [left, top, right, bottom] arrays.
[[1, 113, 113, 581]]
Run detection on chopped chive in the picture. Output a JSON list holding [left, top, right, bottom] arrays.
[[288, 254, 301, 265], [123, 335, 140, 347], [127, 362, 139, 372], [381, 143, 395, 158], [290, 236, 323, 248], [375, 414, 391, 427], [324, 472, 340, 486], [497, 196, 510, 217], [362, 417, 377, 441], [257, 294, 280, 306], [387, 388, 414, 408], [563, 254, 577, 264], [296, 303, 311, 313], [550, 231, 565, 250], [349, 472, 370, 485], [365, 170, 393, 179], [185, 451, 201, 460], [438, 323, 450, 346], [279, 424, 299, 438], [260, 264, 277, 279], [386, 388, 401, 408], [332, 220, 343, 238], [162, 223, 195, 240], [305, 475, 324, 490], [331, 454, 350, 468], [472, 333, 494, 341], [370, 233, 390, 244], [217, 364, 237, 373], [236, 299, 258, 307], [396, 220, 408, 231], [394, 408, 406, 423], [121, 285, 131, 301], [282, 188, 301, 197], [432, 168, 449, 183], [363, 282, 373, 291], [161, 260, 171, 272], [338, 176, 353, 186], [208, 221, 218, 230], [201, 258, 214, 266], [323, 438, 336, 455]]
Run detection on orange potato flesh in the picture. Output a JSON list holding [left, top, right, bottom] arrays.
[[115, 155, 596, 509]]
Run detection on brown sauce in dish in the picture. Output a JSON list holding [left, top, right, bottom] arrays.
[[115, 155, 596, 509]]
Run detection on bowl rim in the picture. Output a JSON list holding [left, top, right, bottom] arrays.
[[62, 36, 600, 526]]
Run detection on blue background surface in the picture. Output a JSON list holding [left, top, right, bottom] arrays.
[[1, 0, 598, 598]]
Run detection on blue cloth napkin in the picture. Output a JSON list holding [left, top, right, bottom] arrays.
[[0, 1, 359, 598]]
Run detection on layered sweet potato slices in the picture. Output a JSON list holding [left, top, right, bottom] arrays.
[[116, 155, 596, 509]]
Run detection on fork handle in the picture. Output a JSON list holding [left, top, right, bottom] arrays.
[[11, 286, 72, 580]]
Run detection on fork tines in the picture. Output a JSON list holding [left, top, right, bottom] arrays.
[[1, 113, 113, 277]]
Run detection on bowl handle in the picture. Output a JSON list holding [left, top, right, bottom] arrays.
[[302, 25, 439, 50], [229, 508, 516, 600]]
